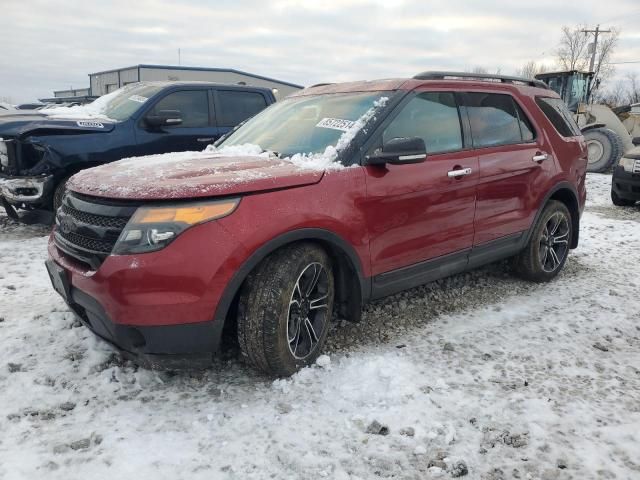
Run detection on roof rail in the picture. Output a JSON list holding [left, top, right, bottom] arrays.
[[413, 71, 550, 89], [308, 83, 335, 88]]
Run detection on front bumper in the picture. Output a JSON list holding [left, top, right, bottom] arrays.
[[612, 166, 640, 202], [46, 219, 248, 367], [0, 174, 54, 205]]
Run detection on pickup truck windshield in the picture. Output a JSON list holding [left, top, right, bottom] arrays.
[[100, 84, 164, 121], [219, 92, 388, 157]]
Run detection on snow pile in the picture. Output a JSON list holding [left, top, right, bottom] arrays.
[[2, 173, 640, 479], [41, 86, 134, 121]]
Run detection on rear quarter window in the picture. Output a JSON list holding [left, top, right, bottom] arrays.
[[535, 97, 581, 137]]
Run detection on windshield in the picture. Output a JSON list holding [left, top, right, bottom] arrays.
[[100, 84, 164, 121], [219, 92, 390, 158]]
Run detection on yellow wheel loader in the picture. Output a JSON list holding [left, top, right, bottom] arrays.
[[536, 70, 640, 172]]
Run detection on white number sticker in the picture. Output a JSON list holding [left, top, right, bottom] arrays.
[[76, 121, 104, 128], [128, 95, 148, 103], [316, 117, 355, 132]]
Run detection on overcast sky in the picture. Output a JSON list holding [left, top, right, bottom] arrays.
[[2, 0, 639, 103]]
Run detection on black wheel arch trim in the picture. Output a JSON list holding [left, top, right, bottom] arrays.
[[212, 228, 370, 328], [580, 123, 607, 133], [526, 181, 580, 249]]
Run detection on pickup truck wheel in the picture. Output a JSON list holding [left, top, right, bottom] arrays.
[[611, 189, 636, 207], [237, 243, 334, 377], [52, 177, 69, 212], [513, 200, 572, 282], [584, 128, 623, 173]]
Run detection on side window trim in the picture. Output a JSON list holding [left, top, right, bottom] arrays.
[[455, 92, 473, 150], [511, 97, 538, 143], [208, 89, 217, 127]]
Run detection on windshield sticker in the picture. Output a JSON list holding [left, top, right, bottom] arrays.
[[128, 95, 148, 103], [315, 117, 355, 132], [76, 121, 104, 128]]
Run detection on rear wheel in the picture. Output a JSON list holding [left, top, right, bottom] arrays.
[[611, 189, 636, 207], [513, 201, 572, 282], [584, 128, 624, 173], [237, 243, 334, 377]]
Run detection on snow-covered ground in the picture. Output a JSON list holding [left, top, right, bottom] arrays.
[[1, 174, 639, 480]]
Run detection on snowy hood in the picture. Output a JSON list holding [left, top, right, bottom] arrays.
[[68, 151, 326, 201], [0, 113, 115, 137]]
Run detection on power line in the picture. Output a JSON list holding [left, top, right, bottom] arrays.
[[608, 61, 640, 64]]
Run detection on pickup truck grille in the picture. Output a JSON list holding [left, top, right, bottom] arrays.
[[54, 192, 138, 269]]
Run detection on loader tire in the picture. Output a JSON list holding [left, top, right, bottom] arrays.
[[584, 127, 624, 173]]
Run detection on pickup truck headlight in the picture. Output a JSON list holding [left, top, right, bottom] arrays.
[[113, 198, 240, 255], [619, 157, 636, 173]]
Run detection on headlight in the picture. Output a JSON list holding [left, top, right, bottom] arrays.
[[619, 157, 636, 173], [113, 198, 240, 254]]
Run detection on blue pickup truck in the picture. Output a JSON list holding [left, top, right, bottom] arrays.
[[0, 81, 276, 215]]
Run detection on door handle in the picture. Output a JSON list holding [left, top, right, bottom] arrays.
[[447, 167, 473, 178], [532, 152, 548, 163], [197, 137, 216, 143]]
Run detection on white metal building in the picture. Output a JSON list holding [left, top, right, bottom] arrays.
[[88, 64, 304, 100], [53, 87, 91, 98]]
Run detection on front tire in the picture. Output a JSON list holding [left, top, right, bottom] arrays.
[[237, 243, 334, 377], [52, 177, 70, 212], [513, 201, 572, 282]]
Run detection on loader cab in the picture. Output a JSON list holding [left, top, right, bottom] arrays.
[[535, 70, 594, 112]]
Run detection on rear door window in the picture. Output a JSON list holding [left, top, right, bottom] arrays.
[[150, 90, 209, 128], [382, 92, 463, 154], [463, 93, 530, 147], [216, 90, 268, 127], [535, 97, 581, 137]]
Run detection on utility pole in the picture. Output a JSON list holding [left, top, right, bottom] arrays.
[[178, 48, 181, 65], [581, 25, 612, 72]]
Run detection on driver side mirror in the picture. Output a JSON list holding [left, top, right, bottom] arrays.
[[365, 137, 427, 166], [145, 110, 183, 128]]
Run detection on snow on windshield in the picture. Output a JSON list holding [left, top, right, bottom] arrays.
[[40, 89, 124, 121], [206, 96, 390, 171], [41, 84, 152, 121]]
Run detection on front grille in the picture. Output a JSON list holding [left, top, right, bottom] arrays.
[[54, 192, 138, 269], [58, 230, 115, 254], [61, 204, 129, 229]]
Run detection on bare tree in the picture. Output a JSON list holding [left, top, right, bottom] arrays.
[[591, 29, 619, 90], [556, 25, 620, 93], [517, 61, 549, 79], [627, 73, 640, 104], [597, 73, 640, 107], [557, 25, 590, 70], [598, 80, 627, 107]]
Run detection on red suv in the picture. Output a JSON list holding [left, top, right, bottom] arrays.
[[46, 72, 588, 376]]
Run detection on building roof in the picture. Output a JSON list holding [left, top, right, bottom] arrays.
[[88, 64, 304, 89]]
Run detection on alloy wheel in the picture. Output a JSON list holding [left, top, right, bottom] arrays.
[[286, 262, 330, 359], [539, 212, 570, 273]]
